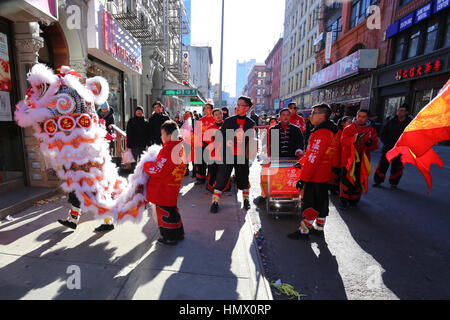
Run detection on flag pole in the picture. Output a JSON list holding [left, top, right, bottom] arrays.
[[219, 0, 224, 108]]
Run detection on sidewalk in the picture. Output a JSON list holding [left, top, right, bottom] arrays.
[[0, 174, 272, 300]]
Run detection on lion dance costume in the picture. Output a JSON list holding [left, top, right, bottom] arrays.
[[14, 64, 161, 231]]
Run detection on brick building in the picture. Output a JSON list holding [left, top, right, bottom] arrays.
[[246, 64, 267, 112], [312, 0, 393, 116], [264, 38, 283, 114], [371, 0, 450, 120]]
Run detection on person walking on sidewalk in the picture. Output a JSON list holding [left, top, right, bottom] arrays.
[[194, 103, 216, 185], [287, 103, 338, 240], [339, 109, 379, 209], [373, 104, 412, 189], [148, 101, 170, 146], [210, 96, 256, 213], [205, 108, 231, 193], [144, 120, 187, 245], [126, 106, 148, 163]]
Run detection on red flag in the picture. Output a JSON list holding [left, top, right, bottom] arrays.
[[386, 80, 450, 191]]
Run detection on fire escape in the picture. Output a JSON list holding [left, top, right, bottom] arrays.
[[109, 0, 189, 83]]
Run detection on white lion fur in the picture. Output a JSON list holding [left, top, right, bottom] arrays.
[[86, 76, 109, 106]]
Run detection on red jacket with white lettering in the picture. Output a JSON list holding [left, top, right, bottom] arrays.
[[290, 113, 306, 133], [299, 120, 338, 183], [144, 140, 187, 207]]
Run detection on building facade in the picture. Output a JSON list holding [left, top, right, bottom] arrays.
[[264, 38, 283, 114], [246, 64, 266, 112], [311, 0, 392, 117], [235, 59, 256, 97], [0, 0, 190, 193], [371, 0, 450, 120], [280, 0, 320, 110], [188, 45, 212, 101]]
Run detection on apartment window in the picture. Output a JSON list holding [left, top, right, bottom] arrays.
[[328, 17, 341, 43], [424, 20, 439, 54], [257, 89, 261, 95], [350, 0, 377, 29], [393, 35, 406, 63], [407, 27, 421, 59]]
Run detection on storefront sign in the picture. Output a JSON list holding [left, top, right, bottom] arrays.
[[311, 77, 372, 106], [23, 0, 58, 20], [395, 59, 442, 81], [399, 13, 414, 32], [386, 21, 399, 39], [310, 50, 362, 89], [182, 51, 189, 76], [434, 0, 449, 13], [163, 89, 198, 96], [102, 9, 142, 74], [324, 32, 333, 64], [0, 32, 11, 92], [415, 2, 433, 24]]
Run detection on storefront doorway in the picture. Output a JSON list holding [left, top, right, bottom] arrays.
[[383, 95, 406, 120], [0, 18, 25, 185]]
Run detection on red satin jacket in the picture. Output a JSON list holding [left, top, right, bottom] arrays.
[[144, 140, 187, 207]]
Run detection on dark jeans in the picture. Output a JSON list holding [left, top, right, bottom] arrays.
[[374, 151, 404, 186]]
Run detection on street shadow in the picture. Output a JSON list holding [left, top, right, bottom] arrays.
[[117, 179, 241, 300], [330, 192, 450, 299], [254, 203, 348, 300]]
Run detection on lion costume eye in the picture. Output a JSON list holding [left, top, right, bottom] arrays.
[[37, 83, 50, 98]]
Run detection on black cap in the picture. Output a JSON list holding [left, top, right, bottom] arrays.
[[136, 106, 144, 112]]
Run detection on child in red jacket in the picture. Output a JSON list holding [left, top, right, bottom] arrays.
[[144, 120, 187, 245]]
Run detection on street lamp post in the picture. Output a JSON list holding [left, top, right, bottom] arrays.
[[218, 0, 224, 108]]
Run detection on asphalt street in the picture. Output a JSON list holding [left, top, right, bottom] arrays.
[[246, 145, 450, 300]]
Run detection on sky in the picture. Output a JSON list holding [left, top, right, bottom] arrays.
[[190, 0, 286, 98]]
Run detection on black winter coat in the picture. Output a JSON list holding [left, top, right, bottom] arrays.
[[97, 108, 115, 134], [148, 113, 170, 146], [269, 123, 304, 158], [380, 116, 412, 152], [126, 116, 148, 148]]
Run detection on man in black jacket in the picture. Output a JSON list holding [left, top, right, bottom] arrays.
[[210, 96, 256, 213], [254, 108, 304, 205], [97, 102, 115, 153], [373, 104, 412, 188], [148, 101, 170, 146], [126, 106, 148, 163]]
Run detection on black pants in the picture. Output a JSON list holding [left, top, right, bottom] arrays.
[[156, 205, 184, 241], [68, 191, 81, 208], [194, 145, 207, 180], [374, 151, 404, 186], [301, 182, 329, 219], [215, 161, 249, 191], [207, 163, 231, 192], [131, 146, 146, 163]]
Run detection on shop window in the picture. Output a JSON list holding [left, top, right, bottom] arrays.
[[394, 36, 406, 63], [424, 20, 439, 54], [383, 96, 406, 120], [445, 15, 450, 48], [407, 28, 421, 59], [399, 0, 412, 6], [413, 89, 438, 116]]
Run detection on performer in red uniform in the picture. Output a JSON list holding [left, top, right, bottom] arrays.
[[288, 102, 306, 133], [339, 109, 379, 209], [204, 108, 231, 193], [288, 103, 338, 239], [328, 116, 352, 194], [144, 120, 187, 245], [194, 103, 216, 185]]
